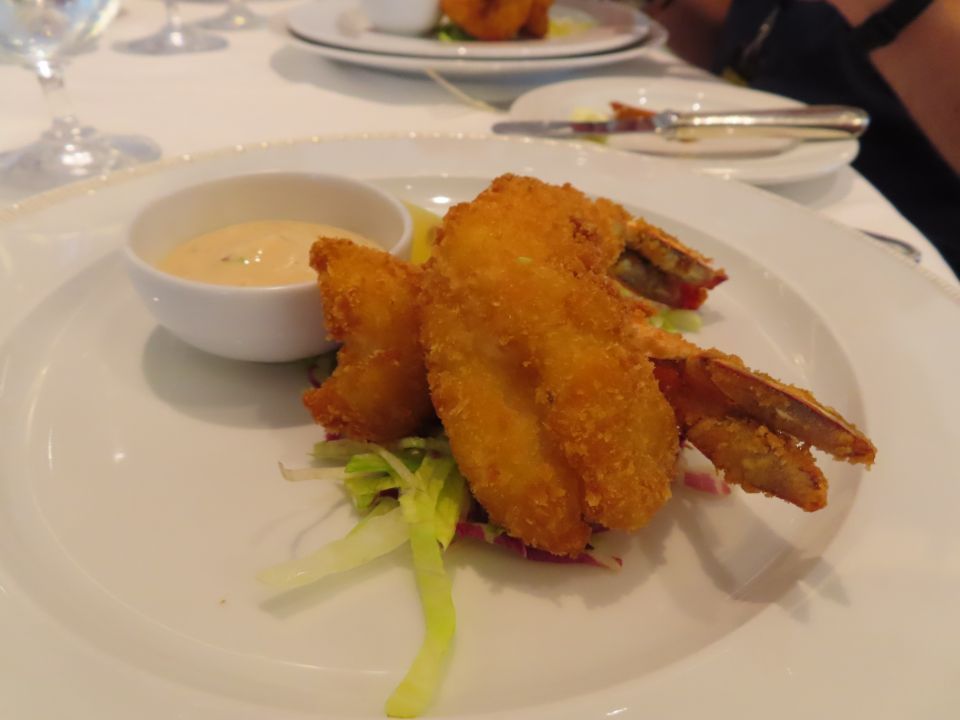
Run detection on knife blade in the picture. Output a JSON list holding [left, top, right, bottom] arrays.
[[492, 105, 870, 141]]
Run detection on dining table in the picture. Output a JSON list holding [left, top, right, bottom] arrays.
[[2, 3, 959, 720], [0, 0, 956, 283]]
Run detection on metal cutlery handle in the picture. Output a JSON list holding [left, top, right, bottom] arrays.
[[662, 105, 870, 141]]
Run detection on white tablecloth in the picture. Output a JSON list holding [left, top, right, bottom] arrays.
[[1, 0, 955, 282]]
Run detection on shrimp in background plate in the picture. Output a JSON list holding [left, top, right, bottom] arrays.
[[440, 0, 534, 40], [523, 0, 555, 38]]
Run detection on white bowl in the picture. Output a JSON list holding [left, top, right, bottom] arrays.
[[360, 0, 441, 35], [124, 172, 412, 363]]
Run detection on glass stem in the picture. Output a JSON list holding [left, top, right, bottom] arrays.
[[166, 0, 185, 31], [34, 57, 84, 142]]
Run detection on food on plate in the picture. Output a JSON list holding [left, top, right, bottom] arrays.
[[439, 0, 554, 40], [523, 0, 554, 37], [300, 178, 729, 460], [302, 238, 434, 442], [417, 176, 873, 547], [156, 220, 378, 287], [262, 436, 468, 718], [615, 218, 729, 309], [301, 174, 873, 534], [610, 100, 657, 120], [420, 175, 679, 554], [267, 174, 876, 717], [630, 321, 875, 511]]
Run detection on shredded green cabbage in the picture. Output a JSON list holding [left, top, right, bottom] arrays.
[[278, 462, 355, 482], [344, 452, 391, 474], [344, 475, 401, 511], [650, 308, 703, 334], [395, 436, 451, 454], [434, 468, 469, 550], [312, 439, 378, 461], [257, 498, 408, 589], [262, 435, 463, 717], [435, 22, 473, 42], [384, 517, 456, 718]]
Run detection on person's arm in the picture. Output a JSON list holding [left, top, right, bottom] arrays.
[[644, 0, 731, 69], [651, 0, 960, 173], [831, 0, 960, 173]]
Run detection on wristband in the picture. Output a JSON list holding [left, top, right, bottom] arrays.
[[851, 0, 936, 52]]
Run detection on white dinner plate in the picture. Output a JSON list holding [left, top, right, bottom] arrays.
[[279, 15, 666, 77], [1, 134, 958, 720], [286, 0, 650, 60], [510, 76, 861, 185]]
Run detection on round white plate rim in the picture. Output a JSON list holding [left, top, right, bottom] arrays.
[[278, 17, 668, 76], [286, 0, 650, 60], [509, 75, 860, 185], [1, 134, 958, 720]]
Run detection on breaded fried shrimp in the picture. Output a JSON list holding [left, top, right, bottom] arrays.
[[421, 176, 679, 552], [421, 287, 591, 555], [303, 238, 433, 442]]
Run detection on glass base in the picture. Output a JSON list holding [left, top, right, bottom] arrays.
[[197, 6, 266, 31], [1, 124, 162, 193], [116, 23, 229, 55]]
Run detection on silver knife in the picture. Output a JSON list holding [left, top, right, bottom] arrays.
[[492, 105, 870, 141]]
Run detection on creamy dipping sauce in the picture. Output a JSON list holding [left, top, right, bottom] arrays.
[[157, 220, 380, 287]]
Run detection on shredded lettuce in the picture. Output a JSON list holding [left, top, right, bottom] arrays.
[[344, 474, 402, 511], [394, 436, 451, 454], [380, 448, 458, 717], [257, 498, 408, 589], [384, 517, 456, 718], [649, 308, 703, 334], [344, 452, 392, 474], [434, 469, 469, 550], [278, 462, 356, 482], [435, 22, 474, 42], [262, 435, 464, 717], [312, 439, 378, 461], [264, 432, 615, 717]]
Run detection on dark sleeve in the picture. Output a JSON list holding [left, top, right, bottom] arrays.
[[713, 0, 960, 273]]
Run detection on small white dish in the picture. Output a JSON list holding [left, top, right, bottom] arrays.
[[358, 0, 441, 36], [124, 172, 412, 363], [509, 76, 860, 185]]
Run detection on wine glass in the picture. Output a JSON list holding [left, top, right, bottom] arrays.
[[197, 0, 264, 32], [116, 0, 228, 54], [0, 0, 162, 190]]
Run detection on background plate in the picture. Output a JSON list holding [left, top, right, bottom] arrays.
[[0, 135, 958, 719], [286, 0, 650, 60], [510, 76, 860, 185], [279, 17, 667, 77]]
